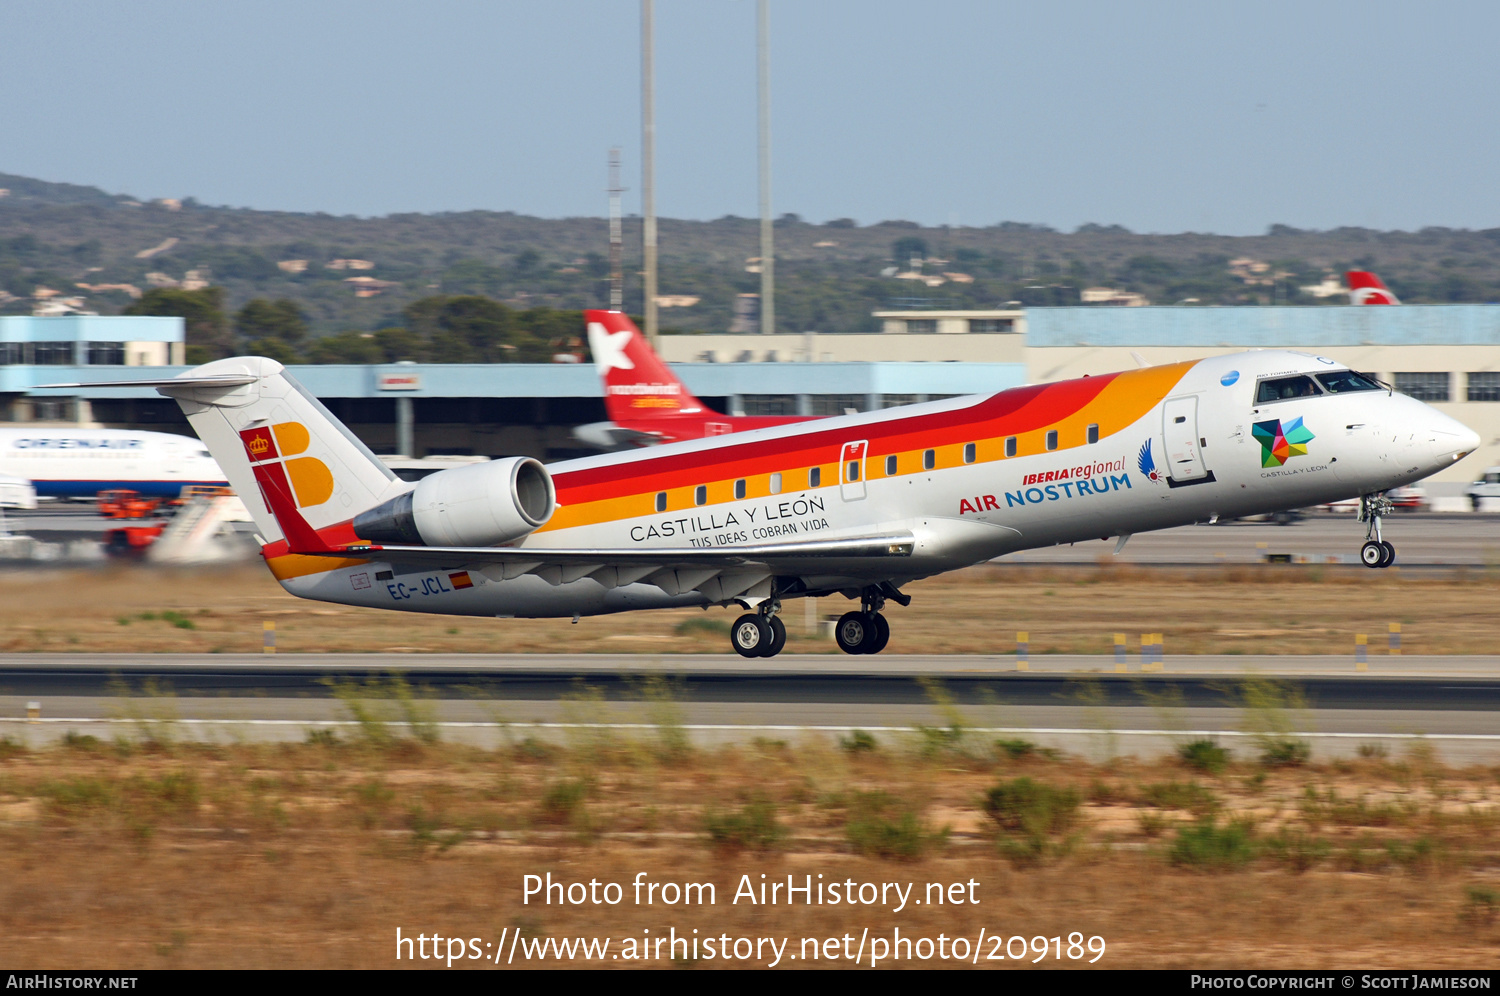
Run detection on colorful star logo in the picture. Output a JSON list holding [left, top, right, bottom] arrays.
[[1252, 417, 1314, 468]]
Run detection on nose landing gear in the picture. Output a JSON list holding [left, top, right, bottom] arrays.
[[1359, 493, 1397, 569]]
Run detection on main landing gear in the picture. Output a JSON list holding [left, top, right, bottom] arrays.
[[834, 584, 910, 656], [730, 603, 787, 658], [1359, 492, 1397, 569]]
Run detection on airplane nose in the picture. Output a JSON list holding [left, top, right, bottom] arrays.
[[1430, 419, 1481, 467]]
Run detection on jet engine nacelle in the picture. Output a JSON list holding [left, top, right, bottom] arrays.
[[352, 456, 555, 547]]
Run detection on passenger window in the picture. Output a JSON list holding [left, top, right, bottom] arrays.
[[1087, 424, 1099, 445], [734, 479, 746, 500], [769, 472, 782, 494], [963, 443, 976, 464], [885, 454, 897, 476], [1045, 430, 1058, 451], [1255, 375, 1322, 404], [809, 467, 821, 488], [1005, 436, 1017, 457], [923, 449, 935, 470], [655, 492, 666, 513], [694, 485, 707, 506], [847, 461, 860, 482]]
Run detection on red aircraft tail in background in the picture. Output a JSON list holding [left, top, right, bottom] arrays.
[[1347, 271, 1401, 305], [576, 310, 811, 448]]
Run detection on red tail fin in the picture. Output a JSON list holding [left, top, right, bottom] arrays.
[[1346, 271, 1400, 305], [585, 310, 713, 425], [247, 455, 339, 554]]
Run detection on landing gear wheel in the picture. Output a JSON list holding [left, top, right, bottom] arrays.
[[835, 611, 875, 655], [868, 612, 891, 654], [1360, 541, 1385, 568], [760, 615, 787, 657], [731, 614, 770, 658], [1379, 540, 1396, 568]]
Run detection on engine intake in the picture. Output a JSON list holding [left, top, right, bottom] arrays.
[[352, 456, 555, 547]]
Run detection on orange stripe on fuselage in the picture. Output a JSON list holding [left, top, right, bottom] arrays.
[[542, 362, 1194, 533]]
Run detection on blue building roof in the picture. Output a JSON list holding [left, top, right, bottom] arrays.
[[0, 315, 183, 343], [1026, 305, 1500, 347]]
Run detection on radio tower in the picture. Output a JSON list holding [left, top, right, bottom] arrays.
[[608, 147, 624, 310]]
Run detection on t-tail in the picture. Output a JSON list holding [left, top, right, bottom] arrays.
[[1347, 271, 1401, 305], [149, 357, 410, 553]]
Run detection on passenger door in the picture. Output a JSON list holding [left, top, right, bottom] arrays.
[[1162, 396, 1209, 482], [839, 440, 867, 501]]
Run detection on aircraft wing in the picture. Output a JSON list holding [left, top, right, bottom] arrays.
[[312, 533, 916, 596]]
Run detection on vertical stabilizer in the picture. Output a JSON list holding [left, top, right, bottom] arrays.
[[1347, 271, 1401, 305], [157, 357, 407, 544], [585, 310, 713, 427]]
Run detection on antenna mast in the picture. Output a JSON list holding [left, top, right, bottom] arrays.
[[608, 147, 624, 310]]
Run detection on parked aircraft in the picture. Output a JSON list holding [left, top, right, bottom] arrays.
[[51, 350, 1479, 657], [573, 310, 812, 448], [1347, 271, 1401, 305], [0, 427, 227, 499]]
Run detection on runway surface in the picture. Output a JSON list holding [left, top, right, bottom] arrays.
[[4, 653, 1500, 761]]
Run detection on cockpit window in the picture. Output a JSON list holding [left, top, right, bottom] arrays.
[[1315, 370, 1384, 394], [1255, 375, 1323, 404]]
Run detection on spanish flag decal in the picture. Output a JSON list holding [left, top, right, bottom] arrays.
[[448, 571, 474, 590]]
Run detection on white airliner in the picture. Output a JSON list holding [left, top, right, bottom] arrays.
[[51, 349, 1479, 657], [0, 427, 227, 500]]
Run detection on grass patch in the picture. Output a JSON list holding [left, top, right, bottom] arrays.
[[845, 791, 947, 860], [703, 797, 785, 851], [1170, 816, 1257, 870], [1177, 739, 1231, 774], [674, 616, 728, 636]]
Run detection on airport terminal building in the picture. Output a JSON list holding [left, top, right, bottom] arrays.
[[6, 306, 1500, 485]]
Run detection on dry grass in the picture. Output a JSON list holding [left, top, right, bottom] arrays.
[[0, 561, 1496, 656], [1, 727, 1499, 968]]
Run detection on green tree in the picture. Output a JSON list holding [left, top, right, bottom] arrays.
[[891, 236, 928, 265], [235, 298, 308, 362], [303, 332, 382, 364], [125, 287, 229, 363]]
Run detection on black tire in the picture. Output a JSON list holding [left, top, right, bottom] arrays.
[[835, 611, 871, 655], [760, 615, 787, 657], [731, 614, 770, 658], [1360, 541, 1384, 568], [1379, 540, 1396, 568], [868, 612, 891, 654]]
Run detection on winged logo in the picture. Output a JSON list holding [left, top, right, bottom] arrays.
[[1137, 439, 1162, 483]]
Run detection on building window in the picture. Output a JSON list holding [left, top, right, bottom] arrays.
[[655, 492, 667, 512], [31, 342, 77, 365], [0, 343, 22, 365], [885, 454, 897, 476], [32, 399, 72, 420], [86, 342, 126, 366], [1087, 424, 1099, 445], [1046, 430, 1058, 451], [694, 485, 707, 506], [881, 394, 917, 409], [1005, 436, 1017, 457], [963, 443, 976, 464], [734, 479, 746, 500], [906, 319, 936, 334], [923, 449, 935, 470], [809, 467, 821, 488], [769, 472, 782, 494], [1394, 372, 1450, 403], [1467, 372, 1500, 402], [810, 394, 863, 416], [742, 394, 797, 416], [968, 319, 1012, 334]]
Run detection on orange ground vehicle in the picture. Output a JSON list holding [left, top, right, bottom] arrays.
[[103, 524, 166, 558], [96, 489, 162, 519]]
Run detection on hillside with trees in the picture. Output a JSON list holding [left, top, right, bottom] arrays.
[[3, 171, 1500, 350]]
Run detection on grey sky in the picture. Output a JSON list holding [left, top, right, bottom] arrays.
[[3, 1, 1497, 234]]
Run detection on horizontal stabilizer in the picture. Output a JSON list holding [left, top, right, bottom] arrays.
[[37, 374, 259, 390]]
